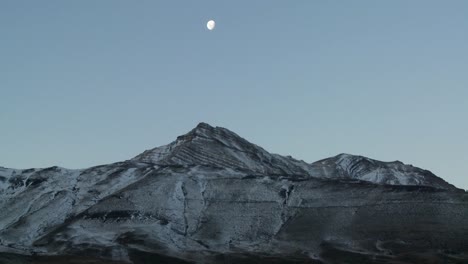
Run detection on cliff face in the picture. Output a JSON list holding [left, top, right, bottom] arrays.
[[0, 123, 466, 264]]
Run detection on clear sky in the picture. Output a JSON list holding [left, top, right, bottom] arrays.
[[1, 1, 467, 189]]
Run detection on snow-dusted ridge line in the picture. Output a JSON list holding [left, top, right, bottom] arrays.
[[1, 123, 460, 191], [131, 123, 459, 190]]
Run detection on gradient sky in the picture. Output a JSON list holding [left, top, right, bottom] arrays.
[[1, 1, 467, 189]]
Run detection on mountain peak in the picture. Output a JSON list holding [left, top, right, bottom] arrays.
[[131, 124, 459, 190], [133, 123, 314, 175], [195, 122, 213, 129], [185, 122, 214, 137], [177, 122, 235, 141]]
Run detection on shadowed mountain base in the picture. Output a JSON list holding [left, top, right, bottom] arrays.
[[2, 247, 468, 264]]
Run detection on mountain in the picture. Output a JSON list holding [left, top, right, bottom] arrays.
[[0, 123, 467, 264], [310, 153, 459, 189], [132, 122, 315, 176], [133, 123, 458, 190]]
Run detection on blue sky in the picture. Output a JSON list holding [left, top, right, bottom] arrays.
[[1, 1, 467, 189]]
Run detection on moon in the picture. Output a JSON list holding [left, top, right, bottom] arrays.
[[207, 20, 215, 31]]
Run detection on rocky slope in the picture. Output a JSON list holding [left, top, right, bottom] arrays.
[[0, 123, 466, 264], [311, 153, 459, 189]]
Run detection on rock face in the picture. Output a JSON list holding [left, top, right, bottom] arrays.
[[133, 122, 315, 176], [0, 123, 467, 264], [311, 153, 458, 189]]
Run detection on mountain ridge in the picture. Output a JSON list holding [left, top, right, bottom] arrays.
[[130, 122, 459, 190], [0, 122, 461, 190], [0, 122, 466, 264]]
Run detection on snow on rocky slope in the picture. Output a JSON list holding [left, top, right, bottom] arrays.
[[133, 122, 315, 176], [0, 123, 466, 264], [310, 153, 458, 190], [133, 122, 457, 190]]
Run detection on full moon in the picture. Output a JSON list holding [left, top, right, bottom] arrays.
[[207, 20, 215, 31]]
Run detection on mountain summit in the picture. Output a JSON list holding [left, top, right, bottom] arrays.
[[133, 122, 314, 176], [134, 122, 457, 190], [0, 123, 466, 264]]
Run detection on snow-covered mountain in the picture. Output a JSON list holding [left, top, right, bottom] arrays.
[[310, 153, 458, 189], [133, 122, 314, 176], [0, 123, 466, 264], [134, 122, 457, 190]]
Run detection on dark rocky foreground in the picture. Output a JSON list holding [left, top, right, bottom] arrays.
[[2, 247, 468, 264], [1, 123, 467, 264]]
